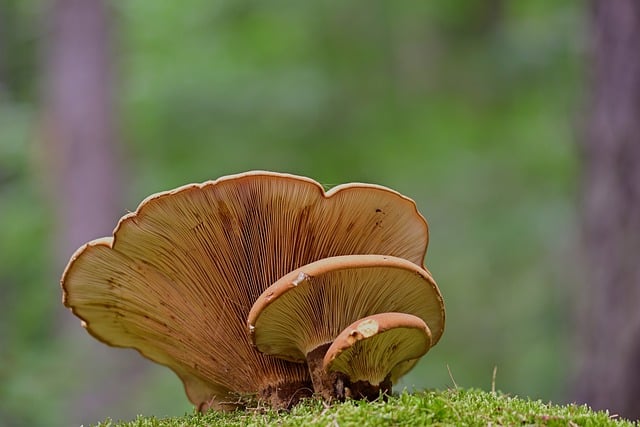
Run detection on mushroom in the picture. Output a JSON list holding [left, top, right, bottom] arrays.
[[322, 312, 432, 400], [61, 171, 432, 410], [247, 254, 444, 401]]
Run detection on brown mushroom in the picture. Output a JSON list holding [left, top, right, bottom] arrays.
[[61, 171, 431, 410], [247, 254, 444, 401], [322, 312, 432, 399]]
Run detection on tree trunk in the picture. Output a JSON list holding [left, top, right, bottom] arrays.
[[40, 0, 146, 424], [573, 0, 640, 420], [42, 0, 121, 258]]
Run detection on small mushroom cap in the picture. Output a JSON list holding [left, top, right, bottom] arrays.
[[323, 312, 432, 385], [61, 171, 432, 409], [247, 254, 444, 362]]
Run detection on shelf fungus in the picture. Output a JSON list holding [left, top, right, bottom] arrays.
[[247, 254, 444, 401], [61, 171, 444, 411]]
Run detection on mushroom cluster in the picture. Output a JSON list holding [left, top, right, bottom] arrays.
[[61, 171, 445, 411]]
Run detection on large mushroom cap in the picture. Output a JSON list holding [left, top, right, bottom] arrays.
[[61, 171, 432, 410], [323, 313, 432, 387], [247, 254, 444, 362]]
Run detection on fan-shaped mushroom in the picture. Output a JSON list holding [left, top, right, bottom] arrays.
[[323, 313, 432, 399], [247, 254, 444, 401], [61, 171, 432, 410]]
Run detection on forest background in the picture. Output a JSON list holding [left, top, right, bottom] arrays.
[[2, 1, 639, 426]]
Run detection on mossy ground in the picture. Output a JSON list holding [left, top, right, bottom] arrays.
[[95, 389, 635, 427]]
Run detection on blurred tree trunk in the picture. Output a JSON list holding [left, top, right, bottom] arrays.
[[41, 0, 146, 424], [574, 0, 640, 420], [42, 0, 121, 258]]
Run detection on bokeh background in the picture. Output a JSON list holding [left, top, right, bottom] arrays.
[[2, 1, 638, 426]]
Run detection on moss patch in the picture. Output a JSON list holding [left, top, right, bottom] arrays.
[[94, 389, 636, 426]]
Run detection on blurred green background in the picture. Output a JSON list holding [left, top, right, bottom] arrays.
[[0, 1, 584, 426]]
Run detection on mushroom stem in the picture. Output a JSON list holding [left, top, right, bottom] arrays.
[[259, 379, 314, 409], [346, 375, 392, 400], [306, 344, 391, 401], [306, 343, 348, 401]]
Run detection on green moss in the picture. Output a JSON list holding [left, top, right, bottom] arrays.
[[94, 389, 636, 427]]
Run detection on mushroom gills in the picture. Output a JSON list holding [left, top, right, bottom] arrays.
[[61, 171, 438, 410], [323, 313, 432, 399]]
